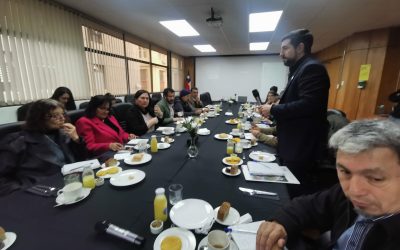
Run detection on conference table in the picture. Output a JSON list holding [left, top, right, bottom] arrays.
[[0, 103, 290, 250]]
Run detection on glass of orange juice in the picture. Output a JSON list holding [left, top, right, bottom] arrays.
[[226, 139, 234, 155]]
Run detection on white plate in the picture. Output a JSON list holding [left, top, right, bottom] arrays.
[[154, 227, 196, 250], [96, 166, 122, 179], [109, 169, 145, 187], [170, 199, 214, 230], [197, 129, 211, 135], [222, 157, 243, 166], [160, 137, 175, 143], [162, 130, 175, 135], [214, 134, 233, 140], [2, 232, 17, 250], [197, 235, 239, 250], [127, 138, 148, 145], [56, 188, 91, 205], [176, 127, 187, 133], [249, 151, 276, 162], [225, 119, 239, 125], [100, 161, 120, 168], [157, 142, 170, 149], [222, 167, 241, 177], [251, 142, 258, 147], [213, 206, 241, 226], [124, 153, 152, 165], [133, 144, 150, 150]]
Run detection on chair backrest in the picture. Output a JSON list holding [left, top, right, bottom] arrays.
[[66, 109, 86, 125], [151, 93, 162, 108], [79, 101, 89, 110], [112, 102, 133, 131], [238, 96, 247, 103], [0, 121, 25, 138], [200, 92, 212, 106], [17, 102, 34, 121], [124, 94, 135, 103]]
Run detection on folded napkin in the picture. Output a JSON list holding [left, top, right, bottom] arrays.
[[225, 112, 233, 116], [113, 152, 130, 160], [244, 133, 256, 140], [230, 221, 263, 250], [156, 127, 174, 132], [247, 161, 284, 176], [127, 138, 148, 145], [61, 159, 100, 175]]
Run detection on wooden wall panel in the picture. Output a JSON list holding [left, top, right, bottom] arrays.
[[336, 49, 368, 120], [369, 28, 389, 48], [356, 47, 387, 119], [316, 40, 346, 61], [347, 31, 370, 51], [323, 58, 342, 109], [183, 57, 195, 87]]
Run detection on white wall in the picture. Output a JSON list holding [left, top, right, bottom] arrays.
[[196, 55, 288, 102]]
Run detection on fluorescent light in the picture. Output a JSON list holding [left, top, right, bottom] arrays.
[[159, 20, 199, 37], [249, 11, 283, 32], [193, 45, 216, 53], [250, 42, 269, 51]]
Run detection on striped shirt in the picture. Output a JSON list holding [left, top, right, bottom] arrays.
[[333, 213, 394, 250]]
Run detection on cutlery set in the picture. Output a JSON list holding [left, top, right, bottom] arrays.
[[25, 185, 59, 197]]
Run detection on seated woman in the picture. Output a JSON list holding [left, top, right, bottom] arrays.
[[0, 99, 87, 196], [76, 95, 136, 156], [250, 125, 278, 147], [51, 86, 77, 111], [126, 90, 163, 136]]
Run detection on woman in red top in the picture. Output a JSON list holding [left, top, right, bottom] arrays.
[[76, 95, 136, 156]]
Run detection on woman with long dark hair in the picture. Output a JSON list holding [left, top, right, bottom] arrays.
[[126, 90, 163, 136], [51, 86, 77, 111], [76, 95, 136, 156], [0, 99, 87, 195]]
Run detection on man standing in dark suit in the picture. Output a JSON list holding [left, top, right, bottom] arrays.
[[260, 29, 330, 197]]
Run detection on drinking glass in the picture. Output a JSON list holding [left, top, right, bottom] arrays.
[[168, 184, 183, 205], [226, 139, 234, 155], [235, 141, 243, 154]]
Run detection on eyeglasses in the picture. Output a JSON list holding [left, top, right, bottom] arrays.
[[46, 113, 65, 120]]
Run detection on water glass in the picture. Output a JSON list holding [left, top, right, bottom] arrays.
[[235, 141, 243, 154], [138, 141, 148, 153], [169, 184, 183, 205]]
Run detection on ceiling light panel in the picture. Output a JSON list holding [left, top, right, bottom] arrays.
[[193, 45, 216, 53], [159, 20, 199, 37], [249, 11, 283, 32], [250, 42, 269, 51]]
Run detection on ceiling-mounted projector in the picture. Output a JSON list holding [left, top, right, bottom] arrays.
[[206, 8, 223, 27]]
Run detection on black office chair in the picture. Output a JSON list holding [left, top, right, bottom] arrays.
[[112, 102, 133, 131], [150, 92, 162, 108], [124, 94, 135, 103], [237, 96, 247, 103], [79, 101, 89, 110], [66, 109, 86, 125], [200, 92, 212, 106], [0, 121, 25, 138], [17, 102, 34, 121]]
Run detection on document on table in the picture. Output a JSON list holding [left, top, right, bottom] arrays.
[[242, 164, 300, 184], [230, 221, 262, 250]]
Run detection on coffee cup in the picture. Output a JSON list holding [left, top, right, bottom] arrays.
[[207, 230, 230, 250], [232, 128, 240, 135], [57, 182, 83, 203]]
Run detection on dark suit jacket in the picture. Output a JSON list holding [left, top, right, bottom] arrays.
[[274, 184, 400, 250], [271, 56, 330, 163], [0, 130, 87, 196], [125, 104, 161, 136]]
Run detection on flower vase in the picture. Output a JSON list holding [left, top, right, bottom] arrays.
[[187, 137, 199, 158]]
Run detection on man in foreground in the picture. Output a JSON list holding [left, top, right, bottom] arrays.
[[256, 119, 400, 250]]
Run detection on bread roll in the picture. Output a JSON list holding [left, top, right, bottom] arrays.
[[105, 158, 118, 167], [217, 202, 231, 221], [0, 226, 6, 245]]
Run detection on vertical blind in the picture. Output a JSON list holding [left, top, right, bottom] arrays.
[[0, 0, 89, 105]]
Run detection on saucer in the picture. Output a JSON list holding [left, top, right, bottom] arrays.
[[133, 144, 150, 150], [197, 235, 239, 250], [2, 232, 17, 250], [214, 134, 233, 140], [55, 188, 91, 205], [109, 169, 146, 187], [222, 167, 241, 177], [213, 206, 240, 226], [157, 142, 171, 149]]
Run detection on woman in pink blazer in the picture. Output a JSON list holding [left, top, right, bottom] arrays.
[[76, 95, 136, 156]]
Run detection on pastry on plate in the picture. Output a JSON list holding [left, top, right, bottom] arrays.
[[219, 133, 229, 139], [96, 166, 119, 177], [217, 202, 231, 221], [105, 158, 118, 167], [132, 153, 144, 162], [226, 155, 241, 164]]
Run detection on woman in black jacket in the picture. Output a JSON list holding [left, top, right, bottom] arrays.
[[126, 90, 163, 136]]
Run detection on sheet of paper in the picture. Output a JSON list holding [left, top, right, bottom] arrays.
[[242, 165, 300, 184], [230, 221, 263, 250], [61, 159, 100, 175]]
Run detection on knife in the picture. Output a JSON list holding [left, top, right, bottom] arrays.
[[239, 187, 278, 196]]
